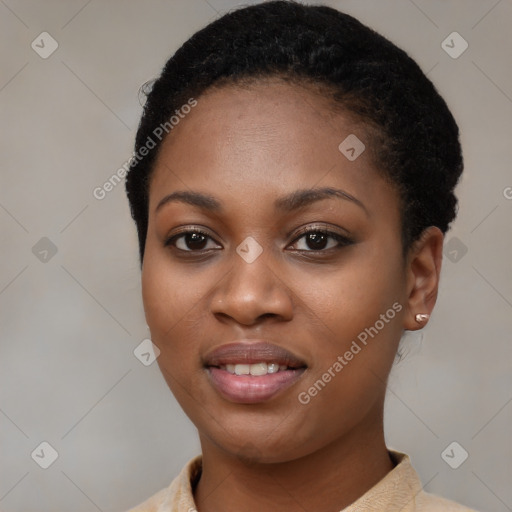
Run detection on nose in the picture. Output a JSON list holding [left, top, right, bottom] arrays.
[[210, 249, 294, 326]]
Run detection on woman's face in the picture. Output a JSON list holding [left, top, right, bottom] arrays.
[[142, 79, 411, 462]]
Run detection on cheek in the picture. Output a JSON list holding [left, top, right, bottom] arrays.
[[293, 243, 405, 420], [141, 250, 211, 404], [141, 247, 208, 350], [298, 248, 404, 340]]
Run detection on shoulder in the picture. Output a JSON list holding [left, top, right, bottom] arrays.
[[383, 450, 479, 512]]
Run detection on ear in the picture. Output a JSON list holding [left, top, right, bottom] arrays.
[[403, 226, 444, 331]]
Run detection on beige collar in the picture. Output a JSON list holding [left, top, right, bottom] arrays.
[[133, 449, 476, 511], [156, 450, 422, 511]]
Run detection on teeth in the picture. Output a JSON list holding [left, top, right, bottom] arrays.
[[267, 363, 279, 374], [234, 364, 250, 375], [249, 363, 267, 376], [221, 362, 290, 375]]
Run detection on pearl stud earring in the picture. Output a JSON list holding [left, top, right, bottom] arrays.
[[415, 313, 430, 323]]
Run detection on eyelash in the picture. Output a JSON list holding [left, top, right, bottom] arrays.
[[164, 226, 354, 255]]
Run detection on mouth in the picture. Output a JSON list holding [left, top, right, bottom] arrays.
[[203, 341, 307, 404]]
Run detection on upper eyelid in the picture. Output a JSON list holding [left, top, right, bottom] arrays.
[[290, 223, 351, 239], [168, 222, 349, 239]]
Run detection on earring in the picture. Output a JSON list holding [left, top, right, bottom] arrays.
[[415, 313, 430, 323]]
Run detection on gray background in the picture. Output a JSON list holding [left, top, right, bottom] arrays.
[[1, 0, 511, 511]]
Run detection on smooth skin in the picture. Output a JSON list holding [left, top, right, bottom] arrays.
[[141, 77, 444, 512]]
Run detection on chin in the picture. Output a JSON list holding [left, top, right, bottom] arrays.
[[200, 418, 319, 465]]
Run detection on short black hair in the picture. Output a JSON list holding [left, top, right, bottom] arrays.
[[125, 0, 463, 264]]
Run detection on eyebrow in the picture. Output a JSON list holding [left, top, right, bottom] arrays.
[[155, 186, 368, 215]]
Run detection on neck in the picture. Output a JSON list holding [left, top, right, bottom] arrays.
[[194, 413, 395, 512]]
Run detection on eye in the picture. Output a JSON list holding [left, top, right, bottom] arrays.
[[165, 228, 222, 252], [164, 226, 353, 254], [289, 227, 354, 252]]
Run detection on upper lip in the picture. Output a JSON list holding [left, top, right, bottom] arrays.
[[203, 340, 307, 368]]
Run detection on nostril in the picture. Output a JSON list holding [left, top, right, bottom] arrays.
[[258, 313, 277, 321]]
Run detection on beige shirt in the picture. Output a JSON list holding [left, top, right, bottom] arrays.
[[126, 450, 478, 511]]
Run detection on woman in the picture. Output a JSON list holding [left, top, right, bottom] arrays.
[[124, 1, 477, 510]]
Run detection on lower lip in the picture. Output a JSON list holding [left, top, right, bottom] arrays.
[[207, 367, 306, 404]]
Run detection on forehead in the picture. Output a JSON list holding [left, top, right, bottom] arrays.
[[148, 79, 398, 218]]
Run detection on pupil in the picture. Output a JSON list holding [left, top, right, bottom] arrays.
[[187, 232, 207, 250], [307, 232, 327, 250]]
